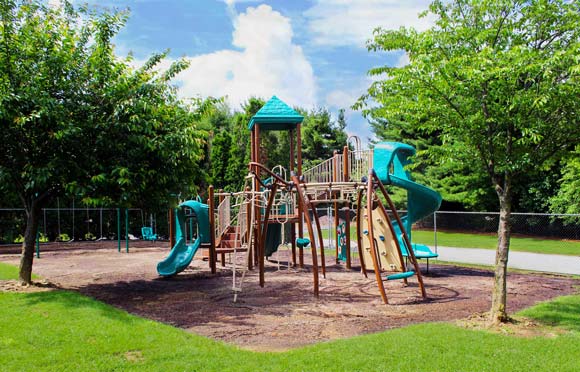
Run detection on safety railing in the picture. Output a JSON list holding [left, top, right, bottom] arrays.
[[348, 149, 372, 182], [302, 156, 336, 183]]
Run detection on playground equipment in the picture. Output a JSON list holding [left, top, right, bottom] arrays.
[[157, 200, 210, 276], [157, 96, 442, 304]]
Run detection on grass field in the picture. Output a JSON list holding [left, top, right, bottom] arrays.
[[1, 263, 579, 371], [0, 261, 38, 280], [310, 228, 580, 256]]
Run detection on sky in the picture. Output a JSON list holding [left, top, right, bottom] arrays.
[[67, 0, 433, 143]]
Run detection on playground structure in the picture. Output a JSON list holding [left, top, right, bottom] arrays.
[[158, 96, 442, 304]]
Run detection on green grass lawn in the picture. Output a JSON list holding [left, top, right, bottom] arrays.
[[0, 261, 21, 280], [0, 283, 579, 371], [0, 261, 38, 280], [308, 228, 580, 256]]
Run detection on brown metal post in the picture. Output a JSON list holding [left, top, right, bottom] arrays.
[[259, 183, 278, 287], [208, 186, 217, 274], [306, 192, 326, 278], [333, 151, 339, 263], [296, 123, 304, 267], [218, 190, 225, 266], [292, 175, 319, 297], [343, 145, 349, 181], [290, 223, 297, 267], [289, 128, 295, 172], [356, 189, 368, 278]]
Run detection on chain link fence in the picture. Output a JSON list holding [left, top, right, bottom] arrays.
[[0, 208, 170, 245], [309, 207, 580, 255], [416, 211, 580, 254]]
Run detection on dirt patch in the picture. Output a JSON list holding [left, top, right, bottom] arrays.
[[1, 243, 578, 351], [456, 313, 569, 339], [0, 279, 57, 293]]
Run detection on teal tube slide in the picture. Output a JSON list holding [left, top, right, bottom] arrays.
[[157, 200, 210, 277], [374, 142, 442, 259]]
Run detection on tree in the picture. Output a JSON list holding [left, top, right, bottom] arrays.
[[550, 147, 580, 224], [300, 108, 348, 169], [0, 1, 206, 283], [357, 0, 580, 323]]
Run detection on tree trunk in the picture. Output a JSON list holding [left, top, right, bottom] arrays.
[[490, 189, 512, 324], [18, 202, 41, 285]]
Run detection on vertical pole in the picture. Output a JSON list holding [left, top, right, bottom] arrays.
[[356, 189, 368, 277], [125, 208, 129, 253], [208, 186, 217, 274], [334, 202, 339, 264], [254, 124, 262, 267], [245, 186, 253, 271], [168, 208, 175, 249], [35, 228, 40, 258], [218, 190, 225, 267], [345, 205, 351, 269], [296, 123, 304, 267], [343, 145, 349, 182], [289, 129, 297, 267], [189, 218, 193, 245], [434, 211, 438, 255], [117, 208, 121, 253]]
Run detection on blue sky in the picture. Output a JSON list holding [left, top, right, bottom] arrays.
[[68, 0, 433, 142]]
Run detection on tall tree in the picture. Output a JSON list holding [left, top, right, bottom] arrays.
[[0, 1, 206, 283], [300, 108, 348, 169], [357, 0, 580, 323], [550, 147, 580, 223]]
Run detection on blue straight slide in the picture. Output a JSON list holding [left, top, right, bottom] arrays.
[[374, 142, 442, 259], [157, 200, 210, 277]]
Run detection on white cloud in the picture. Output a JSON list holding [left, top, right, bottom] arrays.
[[325, 90, 358, 110], [172, 4, 316, 109], [396, 52, 410, 67], [304, 0, 433, 48]]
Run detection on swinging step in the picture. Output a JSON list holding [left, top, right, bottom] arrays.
[[386, 271, 415, 280]]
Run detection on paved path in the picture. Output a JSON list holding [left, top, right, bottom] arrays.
[[435, 246, 580, 275]]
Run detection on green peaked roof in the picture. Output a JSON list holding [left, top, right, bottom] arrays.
[[248, 96, 304, 130]]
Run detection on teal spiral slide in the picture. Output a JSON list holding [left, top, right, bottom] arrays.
[[374, 142, 442, 259]]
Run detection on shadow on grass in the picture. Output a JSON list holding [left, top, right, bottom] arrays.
[[519, 295, 580, 332]]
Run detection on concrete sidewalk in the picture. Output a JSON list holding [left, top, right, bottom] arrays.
[[434, 246, 580, 276]]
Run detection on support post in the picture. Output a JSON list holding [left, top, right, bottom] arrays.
[[209, 186, 217, 274], [218, 190, 225, 267], [345, 205, 351, 269], [117, 208, 121, 253], [35, 228, 40, 259], [168, 208, 175, 249], [356, 189, 368, 277], [296, 123, 304, 267], [245, 186, 253, 271], [125, 208, 129, 253]]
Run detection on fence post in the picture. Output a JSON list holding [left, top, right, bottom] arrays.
[[117, 208, 121, 253], [434, 211, 438, 254], [36, 228, 40, 258], [125, 208, 129, 253]]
